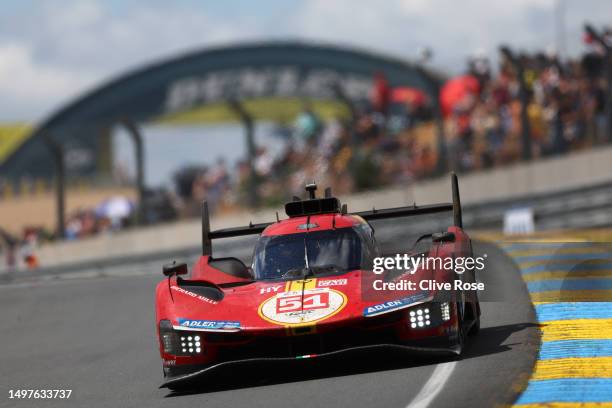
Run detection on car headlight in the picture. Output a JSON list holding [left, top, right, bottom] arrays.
[[408, 307, 431, 328], [159, 320, 204, 355], [440, 302, 451, 321], [178, 334, 203, 354]]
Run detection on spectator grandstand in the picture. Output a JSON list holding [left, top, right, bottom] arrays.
[[224, 34, 611, 207], [1, 28, 610, 249]]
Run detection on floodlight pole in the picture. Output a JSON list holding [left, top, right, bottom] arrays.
[[229, 99, 259, 208], [332, 83, 359, 168], [121, 120, 146, 225], [500, 46, 532, 160], [432, 79, 448, 175], [415, 65, 447, 175], [43, 135, 65, 239], [585, 24, 612, 141], [332, 83, 358, 123]]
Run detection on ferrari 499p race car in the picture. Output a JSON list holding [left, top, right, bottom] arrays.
[[156, 174, 481, 389]]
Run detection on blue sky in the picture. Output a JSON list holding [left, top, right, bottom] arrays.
[[0, 0, 610, 121]]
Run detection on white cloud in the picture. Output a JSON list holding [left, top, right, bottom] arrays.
[[0, 42, 97, 120], [0, 0, 610, 121], [288, 0, 561, 68], [0, 0, 258, 120]]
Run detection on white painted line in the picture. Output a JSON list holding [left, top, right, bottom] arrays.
[[405, 361, 458, 408]]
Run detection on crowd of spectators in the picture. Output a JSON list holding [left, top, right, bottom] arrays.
[[0, 196, 139, 270], [445, 47, 609, 172], [173, 158, 231, 216], [231, 103, 437, 206], [2, 35, 610, 266], [220, 40, 611, 206]]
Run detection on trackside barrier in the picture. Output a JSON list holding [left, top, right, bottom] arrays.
[[3, 179, 612, 281]]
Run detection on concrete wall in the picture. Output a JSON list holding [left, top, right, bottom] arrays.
[[0, 187, 137, 234], [408, 145, 612, 205], [14, 144, 612, 268]]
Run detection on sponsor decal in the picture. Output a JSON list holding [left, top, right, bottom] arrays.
[[317, 278, 347, 287], [363, 292, 429, 317], [171, 285, 218, 304], [164, 67, 373, 114], [259, 284, 284, 295], [177, 319, 240, 330], [287, 279, 318, 291], [297, 223, 319, 230], [258, 287, 347, 326]]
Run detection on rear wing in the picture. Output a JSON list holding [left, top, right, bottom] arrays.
[[201, 173, 463, 256], [201, 203, 273, 256], [355, 173, 463, 227]]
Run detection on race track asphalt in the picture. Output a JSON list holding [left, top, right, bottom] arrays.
[[0, 240, 539, 408]]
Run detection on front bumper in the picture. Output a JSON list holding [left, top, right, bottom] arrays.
[[161, 341, 459, 389], [159, 301, 461, 389]]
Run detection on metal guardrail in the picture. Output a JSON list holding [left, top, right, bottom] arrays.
[[0, 245, 200, 283], [0, 234, 259, 282], [464, 180, 612, 230]]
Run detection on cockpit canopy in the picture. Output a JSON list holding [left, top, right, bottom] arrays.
[[252, 225, 377, 280]]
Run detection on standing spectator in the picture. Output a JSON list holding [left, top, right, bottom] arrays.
[[371, 72, 392, 117], [0, 228, 18, 273], [294, 104, 322, 148]]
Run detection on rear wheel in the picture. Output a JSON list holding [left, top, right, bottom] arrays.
[[468, 301, 481, 336], [468, 313, 480, 336], [464, 261, 481, 336]]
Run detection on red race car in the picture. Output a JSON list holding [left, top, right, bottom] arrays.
[[156, 174, 480, 389]]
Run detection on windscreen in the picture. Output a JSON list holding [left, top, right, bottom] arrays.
[[252, 227, 363, 280]]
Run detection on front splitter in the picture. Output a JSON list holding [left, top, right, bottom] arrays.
[[160, 343, 459, 389]]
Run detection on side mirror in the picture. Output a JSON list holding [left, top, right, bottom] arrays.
[[163, 261, 188, 276], [432, 232, 455, 243]]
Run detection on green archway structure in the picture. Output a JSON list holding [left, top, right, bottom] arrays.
[[2, 41, 440, 180], [0, 41, 441, 235]]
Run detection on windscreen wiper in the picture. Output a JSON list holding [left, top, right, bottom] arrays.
[[281, 268, 309, 279], [309, 265, 343, 276]]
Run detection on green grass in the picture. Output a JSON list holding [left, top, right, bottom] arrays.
[[0, 123, 32, 164], [154, 97, 351, 125]]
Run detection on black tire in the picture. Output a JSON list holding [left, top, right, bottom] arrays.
[[468, 312, 480, 336], [452, 302, 466, 355], [467, 300, 481, 336]]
